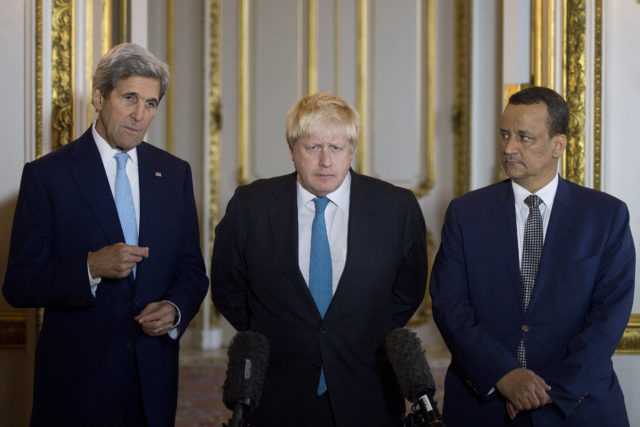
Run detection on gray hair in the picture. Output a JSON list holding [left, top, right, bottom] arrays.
[[92, 43, 170, 106]]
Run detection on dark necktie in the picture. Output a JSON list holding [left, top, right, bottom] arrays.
[[309, 197, 332, 395], [516, 195, 543, 368]]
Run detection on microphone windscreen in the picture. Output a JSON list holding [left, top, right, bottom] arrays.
[[385, 328, 436, 403], [222, 331, 269, 411]]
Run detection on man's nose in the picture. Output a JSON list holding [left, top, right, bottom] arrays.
[[319, 148, 332, 167], [131, 103, 145, 121]]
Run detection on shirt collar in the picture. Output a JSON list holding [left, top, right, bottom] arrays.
[[512, 173, 559, 211], [92, 121, 138, 166], [296, 171, 351, 211]]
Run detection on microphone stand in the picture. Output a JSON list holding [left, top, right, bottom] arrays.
[[223, 399, 252, 427], [403, 395, 445, 427]]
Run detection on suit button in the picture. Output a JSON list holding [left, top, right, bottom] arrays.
[[125, 340, 133, 349], [319, 327, 327, 334], [521, 324, 530, 333], [133, 298, 139, 305]]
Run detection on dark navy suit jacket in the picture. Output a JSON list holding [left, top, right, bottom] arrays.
[[3, 128, 208, 426], [430, 177, 635, 426], [211, 171, 428, 426]]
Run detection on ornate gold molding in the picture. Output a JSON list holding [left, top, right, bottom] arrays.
[[408, 227, 435, 324], [616, 314, 640, 354], [0, 311, 27, 348], [51, 0, 75, 150], [333, 0, 340, 94], [102, 0, 112, 53], [119, 0, 128, 42], [530, 0, 556, 89], [238, 0, 250, 185], [307, 0, 317, 94], [593, 0, 602, 190], [207, 0, 222, 328], [453, 0, 472, 197], [356, 0, 368, 174], [412, 0, 436, 199], [166, 0, 175, 154], [86, 0, 94, 126], [36, 0, 43, 158], [562, 0, 586, 185]]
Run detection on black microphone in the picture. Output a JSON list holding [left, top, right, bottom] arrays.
[[385, 328, 444, 427], [222, 331, 269, 427]]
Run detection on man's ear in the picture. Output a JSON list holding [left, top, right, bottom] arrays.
[[552, 134, 567, 159], [92, 88, 103, 111]]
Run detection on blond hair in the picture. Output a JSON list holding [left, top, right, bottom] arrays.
[[285, 92, 360, 149]]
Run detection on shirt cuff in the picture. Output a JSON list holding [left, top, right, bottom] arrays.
[[87, 259, 101, 297], [164, 300, 181, 340]]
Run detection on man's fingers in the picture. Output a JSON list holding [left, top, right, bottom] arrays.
[[124, 245, 149, 258]]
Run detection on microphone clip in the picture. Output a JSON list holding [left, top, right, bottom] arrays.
[[403, 395, 445, 427]]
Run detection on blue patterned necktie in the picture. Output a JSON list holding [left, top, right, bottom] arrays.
[[114, 152, 138, 276], [516, 195, 543, 368], [309, 197, 332, 395]]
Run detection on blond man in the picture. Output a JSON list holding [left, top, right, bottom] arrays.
[[212, 93, 428, 426]]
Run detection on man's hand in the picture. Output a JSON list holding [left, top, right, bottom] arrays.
[[134, 301, 177, 336], [496, 368, 552, 414], [88, 243, 149, 279]]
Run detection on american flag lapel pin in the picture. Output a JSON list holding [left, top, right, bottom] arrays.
[[155, 172, 162, 177]]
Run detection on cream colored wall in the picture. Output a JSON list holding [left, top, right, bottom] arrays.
[[603, 1, 640, 424], [0, 2, 35, 426]]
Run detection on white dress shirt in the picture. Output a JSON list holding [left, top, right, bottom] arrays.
[[87, 123, 141, 291], [512, 173, 559, 266], [89, 123, 180, 336], [297, 172, 351, 295]]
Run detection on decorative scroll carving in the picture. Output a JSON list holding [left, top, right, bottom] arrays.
[[562, 0, 586, 185], [412, 0, 436, 199], [593, 0, 602, 190], [616, 315, 640, 355], [36, 0, 43, 158], [356, 0, 369, 174], [454, 0, 472, 197], [237, 0, 249, 185], [51, 0, 74, 150], [207, 0, 222, 328], [408, 227, 436, 324], [166, 0, 175, 154]]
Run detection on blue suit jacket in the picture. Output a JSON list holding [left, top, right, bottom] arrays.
[[211, 171, 428, 426], [3, 128, 208, 426], [430, 178, 635, 426]]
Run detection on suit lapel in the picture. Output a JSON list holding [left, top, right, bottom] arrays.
[[136, 142, 160, 283], [489, 181, 522, 310], [70, 128, 125, 245], [528, 177, 575, 311], [266, 173, 321, 316], [330, 171, 377, 306]]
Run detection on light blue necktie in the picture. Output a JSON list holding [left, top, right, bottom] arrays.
[[114, 152, 138, 276], [309, 197, 332, 395]]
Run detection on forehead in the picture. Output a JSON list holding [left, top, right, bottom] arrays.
[[113, 76, 160, 99], [501, 102, 549, 130], [298, 132, 350, 145]]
